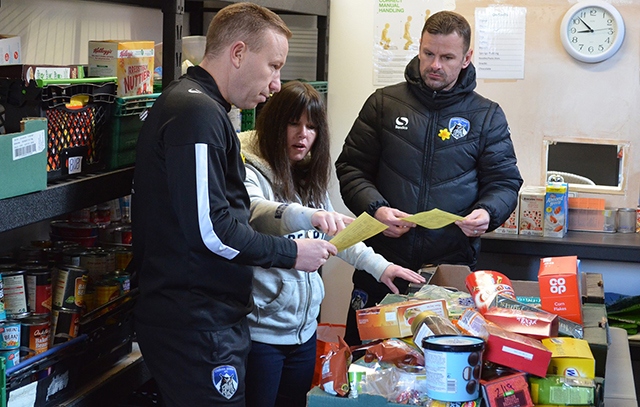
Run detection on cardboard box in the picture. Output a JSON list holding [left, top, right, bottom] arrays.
[[0, 64, 84, 83], [582, 303, 610, 378], [541, 337, 595, 378], [538, 256, 582, 324], [356, 299, 448, 341], [518, 186, 546, 235], [484, 307, 558, 340], [484, 324, 552, 377], [88, 40, 154, 96], [480, 371, 533, 407], [581, 272, 604, 304], [543, 182, 569, 237], [495, 208, 519, 234], [529, 375, 596, 406], [0, 35, 21, 65], [0, 118, 47, 200]]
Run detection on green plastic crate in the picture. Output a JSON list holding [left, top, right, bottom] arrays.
[[107, 93, 160, 169], [241, 108, 256, 131]]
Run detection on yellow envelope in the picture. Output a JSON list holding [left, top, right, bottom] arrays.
[[402, 208, 463, 229], [329, 213, 388, 252]]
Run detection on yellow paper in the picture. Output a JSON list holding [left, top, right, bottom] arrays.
[[402, 208, 463, 229], [330, 213, 388, 252]]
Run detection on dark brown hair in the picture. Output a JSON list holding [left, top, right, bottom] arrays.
[[422, 11, 471, 53], [205, 2, 292, 57], [255, 81, 330, 208]]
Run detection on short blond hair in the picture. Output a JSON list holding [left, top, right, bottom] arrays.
[[205, 2, 292, 58]]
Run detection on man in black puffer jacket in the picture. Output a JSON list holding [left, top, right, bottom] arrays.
[[335, 10, 523, 346]]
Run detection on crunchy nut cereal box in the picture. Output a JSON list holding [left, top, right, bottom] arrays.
[[88, 40, 154, 97]]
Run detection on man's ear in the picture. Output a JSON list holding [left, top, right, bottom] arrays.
[[230, 41, 246, 69], [462, 48, 473, 69]]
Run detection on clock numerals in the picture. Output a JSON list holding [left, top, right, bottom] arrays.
[[561, 1, 625, 63]]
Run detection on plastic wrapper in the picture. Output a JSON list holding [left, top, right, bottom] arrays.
[[465, 270, 516, 313], [414, 284, 475, 318], [319, 336, 351, 396], [361, 338, 424, 367], [410, 310, 460, 351]]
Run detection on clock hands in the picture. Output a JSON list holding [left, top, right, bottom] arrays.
[[577, 28, 612, 33], [578, 17, 594, 32]]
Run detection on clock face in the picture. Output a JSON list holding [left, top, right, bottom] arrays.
[[560, 2, 625, 63]]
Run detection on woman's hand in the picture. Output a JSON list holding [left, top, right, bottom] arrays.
[[311, 211, 354, 236], [379, 265, 426, 294]]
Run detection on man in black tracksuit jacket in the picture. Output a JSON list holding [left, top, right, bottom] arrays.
[[336, 11, 523, 346], [132, 4, 336, 406]]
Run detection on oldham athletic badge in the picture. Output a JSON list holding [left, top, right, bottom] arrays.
[[212, 365, 238, 399]]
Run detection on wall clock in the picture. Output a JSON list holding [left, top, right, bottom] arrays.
[[560, 0, 625, 63]]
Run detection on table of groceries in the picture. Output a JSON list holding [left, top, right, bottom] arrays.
[[308, 262, 638, 407]]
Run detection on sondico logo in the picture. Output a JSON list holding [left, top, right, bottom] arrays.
[[395, 117, 408, 130], [549, 277, 566, 294]]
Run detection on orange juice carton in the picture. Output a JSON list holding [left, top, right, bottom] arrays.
[[538, 255, 583, 324], [88, 40, 155, 96], [518, 186, 546, 236], [543, 182, 569, 237], [355, 298, 448, 341]]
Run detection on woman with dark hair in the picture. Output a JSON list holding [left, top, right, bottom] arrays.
[[240, 80, 424, 407]]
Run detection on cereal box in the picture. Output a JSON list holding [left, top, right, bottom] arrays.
[[538, 255, 583, 325], [518, 186, 546, 235], [88, 40, 154, 96], [543, 182, 569, 237]]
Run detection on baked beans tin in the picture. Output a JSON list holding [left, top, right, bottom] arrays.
[[20, 315, 50, 360], [50, 308, 80, 346], [0, 320, 21, 349], [107, 270, 131, 295], [1, 267, 30, 319], [24, 263, 52, 316], [0, 348, 20, 368], [52, 265, 88, 312]]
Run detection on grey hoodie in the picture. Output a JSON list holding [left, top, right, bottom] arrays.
[[240, 131, 392, 345]]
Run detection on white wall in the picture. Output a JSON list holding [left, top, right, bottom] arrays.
[[321, 0, 640, 324], [0, 0, 163, 64]]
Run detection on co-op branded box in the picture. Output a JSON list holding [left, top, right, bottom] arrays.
[[538, 255, 583, 324], [88, 40, 154, 96]]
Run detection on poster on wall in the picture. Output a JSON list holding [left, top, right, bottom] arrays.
[[373, 0, 455, 87], [474, 6, 526, 79]]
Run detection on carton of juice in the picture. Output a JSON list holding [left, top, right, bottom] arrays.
[[88, 40, 155, 96], [538, 255, 582, 324], [543, 182, 569, 237], [519, 186, 546, 236]]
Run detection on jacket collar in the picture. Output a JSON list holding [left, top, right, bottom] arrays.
[[404, 55, 477, 110], [184, 65, 232, 112]]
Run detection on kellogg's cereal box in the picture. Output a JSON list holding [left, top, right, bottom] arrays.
[[519, 186, 546, 236], [543, 182, 569, 237], [88, 40, 154, 97]]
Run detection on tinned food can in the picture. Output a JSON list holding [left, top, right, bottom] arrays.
[[50, 308, 80, 346], [1, 266, 30, 319], [52, 265, 88, 312], [24, 263, 53, 316], [95, 278, 120, 310], [0, 320, 21, 349], [20, 315, 50, 360]]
